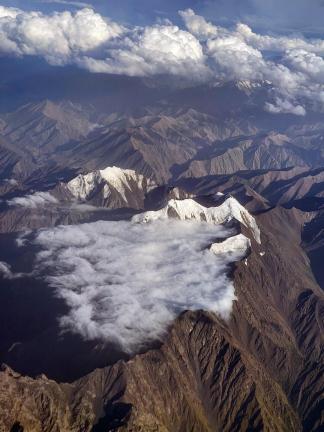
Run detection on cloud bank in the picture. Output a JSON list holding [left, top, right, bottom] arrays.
[[1, 5, 324, 113], [0, 6, 123, 65], [30, 219, 240, 351], [7, 191, 58, 208]]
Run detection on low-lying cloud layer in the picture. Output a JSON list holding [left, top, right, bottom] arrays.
[[7, 192, 58, 208], [1, 5, 324, 113], [29, 219, 239, 351]]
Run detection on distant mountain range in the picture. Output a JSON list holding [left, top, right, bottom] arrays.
[[0, 73, 324, 188]]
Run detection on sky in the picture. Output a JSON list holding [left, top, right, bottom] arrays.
[[2, 0, 324, 33], [0, 1, 324, 115]]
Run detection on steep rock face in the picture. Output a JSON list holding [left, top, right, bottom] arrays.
[[0, 139, 20, 180], [0, 313, 300, 432], [0, 100, 96, 160], [231, 207, 324, 431], [0, 206, 323, 431], [0, 364, 127, 432], [120, 312, 299, 432]]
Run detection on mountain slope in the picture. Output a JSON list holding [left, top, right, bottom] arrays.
[[0, 100, 96, 160], [63, 166, 157, 209]]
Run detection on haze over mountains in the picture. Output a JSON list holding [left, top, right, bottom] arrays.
[[1, 62, 324, 189], [0, 4, 324, 432]]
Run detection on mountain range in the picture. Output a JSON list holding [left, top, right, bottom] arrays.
[[0, 71, 323, 432]]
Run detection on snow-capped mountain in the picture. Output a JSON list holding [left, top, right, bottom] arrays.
[[64, 166, 157, 209], [1, 167, 159, 232], [6, 166, 157, 212], [132, 197, 261, 244]]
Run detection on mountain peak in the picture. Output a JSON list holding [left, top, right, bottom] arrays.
[[132, 197, 261, 244], [66, 166, 156, 209]]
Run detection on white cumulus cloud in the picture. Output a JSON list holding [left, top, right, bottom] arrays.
[[207, 35, 264, 81], [79, 23, 209, 80], [1, 6, 324, 114], [0, 6, 124, 65], [179, 8, 218, 40]]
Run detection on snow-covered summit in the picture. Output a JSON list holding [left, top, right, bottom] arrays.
[[66, 166, 156, 206], [132, 197, 261, 243]]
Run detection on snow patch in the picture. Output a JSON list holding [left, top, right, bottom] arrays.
[[67, 171, 100, 200], [210, 234, 250, 259]]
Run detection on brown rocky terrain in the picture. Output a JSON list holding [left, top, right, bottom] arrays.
[[1, 81, 324, 186], [0, 204, 323, 432], [176, 166, 324, 211]]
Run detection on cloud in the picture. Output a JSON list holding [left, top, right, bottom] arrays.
[[0, 261, 23, 279], [0, 6, 124, 65], [2, 178, 18, 186], [7, 191, 58, 208], [0, 261, 14, 278], [265, 98, 306, 116], [207, 34, 264, 81], [284, 49, 324, 84], [178, 8, 218, 40], [78, 23, 209, 80], [1, 5, 324, 113], [236, 23, 324, 55], [30, 219, 241, 351]]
